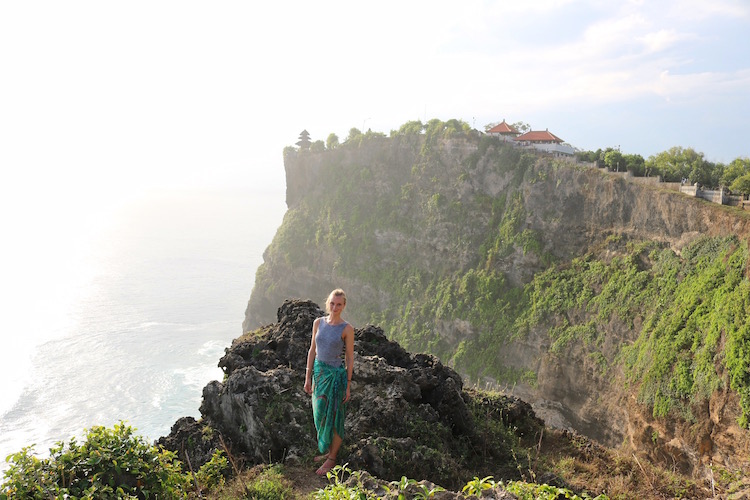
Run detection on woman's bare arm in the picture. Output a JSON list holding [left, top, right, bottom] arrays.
[[304, 318, 320, 394]]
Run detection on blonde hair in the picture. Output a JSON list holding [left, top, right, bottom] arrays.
[[325, 288, 347, 314]]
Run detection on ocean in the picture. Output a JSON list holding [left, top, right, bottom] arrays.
[[0, 188, 286, 474]]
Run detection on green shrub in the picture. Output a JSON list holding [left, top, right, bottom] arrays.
[[0, 422, 189, 499], [242, 464, 293, 500], [503, 480, 609, 499], [195, 449, 230, 492], [314, 464, 379, 499]]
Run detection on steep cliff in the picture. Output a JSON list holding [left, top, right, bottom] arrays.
[[244, 124, 750, 480]]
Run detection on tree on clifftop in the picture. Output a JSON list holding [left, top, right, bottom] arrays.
[[721, 157, 750, 188], [604, 149, 624, 172], [730, 173, 750, 196], [511, 121, 531, 134], [295, 129, 311, 150], [345, 127, 362, 143], [326, 133, 339, 150], [646, 146, 709, 184]]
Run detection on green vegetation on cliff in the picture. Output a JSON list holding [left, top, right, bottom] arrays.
[[252, 118, 750, 432], [623, 237, 750, 424], [520, 235, 750, 424]]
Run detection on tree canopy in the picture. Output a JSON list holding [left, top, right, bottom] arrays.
[[721, 158, 750, 189], [577, 146, 748, 191], [326, 133, 339, 150]]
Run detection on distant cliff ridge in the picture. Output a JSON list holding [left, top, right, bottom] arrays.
[[248, 132, 750, 328], [244, 125, 750, 479]]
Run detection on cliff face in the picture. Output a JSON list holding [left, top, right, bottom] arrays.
[[244, 130, 750, 478], [251, 137, 750, 323]]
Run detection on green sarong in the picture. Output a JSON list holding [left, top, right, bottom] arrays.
[[312, 358, 347, 453]]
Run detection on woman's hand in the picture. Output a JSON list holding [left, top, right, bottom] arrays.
[[304, 379, 312, 395], [343, 384, 351, 402]]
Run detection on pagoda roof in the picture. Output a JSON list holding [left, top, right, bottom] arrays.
[[515, 130, 564, 143], [487, 120, 519, 135]]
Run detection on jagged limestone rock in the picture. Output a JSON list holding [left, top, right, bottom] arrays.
[[159, 298, 543, 490]]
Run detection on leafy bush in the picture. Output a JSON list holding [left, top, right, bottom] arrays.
[[195, 449, 230, 492], [314, 464, 379, 499], [0, 422, 189, 499], [241, 464, 293, 500]]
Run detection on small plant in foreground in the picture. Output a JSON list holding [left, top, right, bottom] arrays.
[[387, 475, 445, 499], [314, 464, 378, 499], [462, 475, 497, 496]]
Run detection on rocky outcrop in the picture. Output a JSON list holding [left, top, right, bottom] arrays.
[[160, 299, 544, 491]]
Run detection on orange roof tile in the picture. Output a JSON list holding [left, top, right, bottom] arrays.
[[487, 120, 519, 134], [515, 130, 564, 143]]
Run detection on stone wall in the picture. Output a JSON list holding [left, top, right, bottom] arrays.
[[599, 166, 747, 208]]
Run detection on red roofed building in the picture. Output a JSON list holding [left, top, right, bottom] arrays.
[[486, 120, 520, 142], [515, 129, 575, 157]]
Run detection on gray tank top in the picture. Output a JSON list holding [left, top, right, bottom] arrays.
[[316, 317, 347, 367]]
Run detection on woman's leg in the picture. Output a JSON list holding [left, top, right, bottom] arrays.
[[328, 432, 343, 460], [316, 432, 342, 475]]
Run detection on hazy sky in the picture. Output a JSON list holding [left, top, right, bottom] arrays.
[[2, 1, 748, 202], [1, 0, 748, 273]]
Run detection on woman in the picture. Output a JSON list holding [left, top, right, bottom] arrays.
[[303, 288, 355, 475]]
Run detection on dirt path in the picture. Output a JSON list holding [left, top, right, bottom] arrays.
[[283, 464, 331, 498]]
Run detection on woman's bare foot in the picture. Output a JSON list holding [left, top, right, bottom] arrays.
[[316, 457, 336, 475], [313, 454, 329, 463]]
